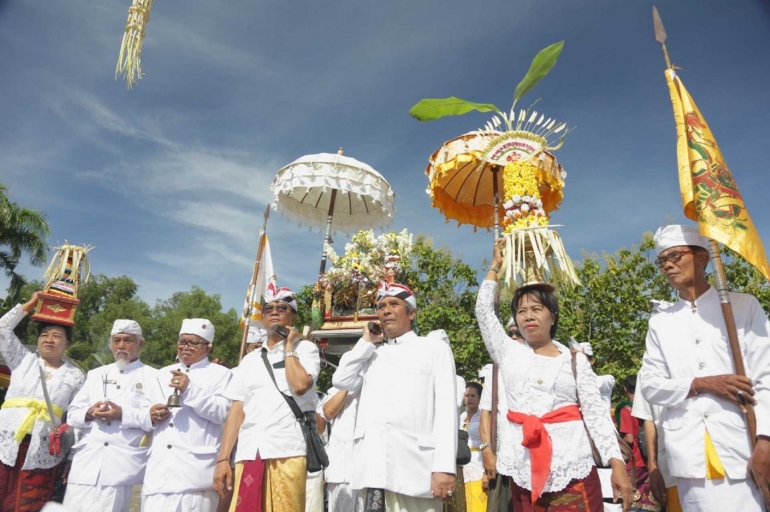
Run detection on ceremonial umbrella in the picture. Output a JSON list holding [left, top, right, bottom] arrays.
[[271, 148, 395, 276]]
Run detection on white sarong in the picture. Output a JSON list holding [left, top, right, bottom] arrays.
[[63, 483, 133, 512]]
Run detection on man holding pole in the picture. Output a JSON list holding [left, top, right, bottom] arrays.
[[639, 224, 770, 511]]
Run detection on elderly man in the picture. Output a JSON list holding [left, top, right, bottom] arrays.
[[318, 386, 361, 512], [639, 224, 770, 511], [63, 319, 157, 512], [332, 282, 457, 512], [141, 318, 232, 511], [214, 284, 320, 512]]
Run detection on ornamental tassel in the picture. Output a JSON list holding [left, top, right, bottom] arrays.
[[115, 0, 154, 88]]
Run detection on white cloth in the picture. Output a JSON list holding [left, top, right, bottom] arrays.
[[333, 332, 458, 499], [111, 319, 142, 337], [306, 470, 325, 512], [676, 475, 763, 512], [381, 490, 441, 512], [579, 342, 593, 357], [179, 319, 215, 343], [596, 374, 615, 411], [0, 305, 85, 470], [376, 282, 417, 310], [328, 482, 362, 512], [639, 286, 770, 479], [654, 224, 710, 253], [479, 366, 510, 461], [66, 359, 157, 487], [319, 387, 359, 485], [63, 483, 133, 512], [142, 358, 231, 496], [225, 339, 320, 461], [476, 280, 622, 493], [246, 326, 267, 344], [632, 374, 676, 488], [460, 410, 483, 482], [455, 375, 466, 417], [263, 283, 298, 311], [141, 490, 219, 512]]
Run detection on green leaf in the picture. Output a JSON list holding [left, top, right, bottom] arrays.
[[513, 41, 565, 102], [408, 97, 500, 122]]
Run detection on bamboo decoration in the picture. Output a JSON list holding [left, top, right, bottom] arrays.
[[115, 0, 154, 88]]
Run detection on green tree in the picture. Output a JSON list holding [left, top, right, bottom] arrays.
[[0, 182, 49, 303]]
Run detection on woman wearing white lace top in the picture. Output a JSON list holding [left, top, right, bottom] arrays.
[[476, 240, 633, 512], [460, 382, 486, 512], [0, 292, 85, 511]]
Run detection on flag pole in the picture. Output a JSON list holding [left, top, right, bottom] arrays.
[[239, 205, 271, 362], [652, 5, 759, 450]]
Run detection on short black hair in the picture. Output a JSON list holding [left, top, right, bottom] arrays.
[[624, 374, 637, 393], [37, 322, 73, 343], [466, 382, 483, 396], [511, 286, 560, 339], [689, 245, 710, 272]]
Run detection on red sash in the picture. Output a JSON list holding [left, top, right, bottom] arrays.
[[507, 404, 582, 503]]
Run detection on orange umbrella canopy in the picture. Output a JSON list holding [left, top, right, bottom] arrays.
[[425, 130, 566, 230]]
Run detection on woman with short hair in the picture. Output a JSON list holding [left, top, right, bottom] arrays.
[[0, 292, 85, 511], [476, 240, 633, 512]]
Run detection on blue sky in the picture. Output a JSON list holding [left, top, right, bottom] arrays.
[[2, 0, 769, 312]]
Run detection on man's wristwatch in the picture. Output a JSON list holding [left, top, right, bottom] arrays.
[[284, 351, 299, 359], [479, 442, 491, 451]]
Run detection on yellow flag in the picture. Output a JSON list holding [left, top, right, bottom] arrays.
[[665, 69, 770, 281]]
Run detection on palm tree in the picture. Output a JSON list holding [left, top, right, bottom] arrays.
[[0, 181, 49, 302]]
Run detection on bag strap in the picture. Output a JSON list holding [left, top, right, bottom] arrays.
[[260, 347, 306, 422], [37, 361, 61, 427]]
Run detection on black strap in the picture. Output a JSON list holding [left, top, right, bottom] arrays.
[[261, 347, 305, 422]]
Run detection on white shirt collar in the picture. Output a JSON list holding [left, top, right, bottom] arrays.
[[678, 285, 716, 311], [387, 330, 418, 345], [180, 357, 211, 370]]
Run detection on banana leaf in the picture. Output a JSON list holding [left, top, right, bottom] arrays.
[[513, 41, 565, 102], [409, 97, 500, 122]]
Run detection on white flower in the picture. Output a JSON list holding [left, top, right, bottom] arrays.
[[521, 203, 530, 213], [560, 170, 567, 179], [512, 194, 521, 203]]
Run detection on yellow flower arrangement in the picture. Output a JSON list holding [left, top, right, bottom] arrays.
[[501, 161, 552, 232]]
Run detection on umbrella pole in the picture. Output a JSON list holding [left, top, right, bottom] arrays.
[[239, 205, 270, 362], [492, 166, 501, 239], [318, 188, 338, 277]]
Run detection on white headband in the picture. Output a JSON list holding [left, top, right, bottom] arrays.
[[654, 224, 709, 254], [376, 282, 417, 310], [264, 283, 297, 312], [111, 319, 143, 338], [179, 318, 215, 344]]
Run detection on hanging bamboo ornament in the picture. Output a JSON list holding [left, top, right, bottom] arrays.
[[115, 0, 154, 88]]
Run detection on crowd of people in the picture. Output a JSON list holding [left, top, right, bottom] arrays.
[[1, 223, 769, 512]]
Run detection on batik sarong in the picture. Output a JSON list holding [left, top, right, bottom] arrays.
[[0, 437, 58, 512], [230, 455, 306, 512], [510, 466, 603, 512]]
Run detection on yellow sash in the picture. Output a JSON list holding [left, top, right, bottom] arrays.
[[704, 430, 726, 479], [1, 398, 63, 443]]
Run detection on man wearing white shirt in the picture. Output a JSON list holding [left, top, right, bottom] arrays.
[[639, 224, 770, 511], [141, 318, 232, 511], [214, 285, 320, 512], [63, 320, 157, 512], [318, 387, 361, 512], [332, 282, 457, 512]]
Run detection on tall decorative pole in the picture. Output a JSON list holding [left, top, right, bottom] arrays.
[[239, 205, 270, 362]]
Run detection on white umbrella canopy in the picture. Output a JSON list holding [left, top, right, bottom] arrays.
[[271, 149, 395, 234]]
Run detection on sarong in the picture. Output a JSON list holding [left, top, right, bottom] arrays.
[[141, 490, 219, 512], [364, 490, 441, 512], [327, 482, 362, 512], [629, 465, 660, 512], [0, 437, 58, 512], [676, 475, 763, 512], [443, 466, 466, 512], [230, 455, 306, 512], [62, 483, 133, 512], [510, 466, 603, 512], [464, 479, 487, 512]]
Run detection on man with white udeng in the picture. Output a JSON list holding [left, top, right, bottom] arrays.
[[640, 224, 770, 511], [64, 320, 157, 512], [141, 318, 232, 511], [333, 282, 457, 511], [214, 285, 320, 512]]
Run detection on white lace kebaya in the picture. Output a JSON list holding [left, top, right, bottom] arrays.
[[475, 280, 621, 493], [0, 305, 85, 470]]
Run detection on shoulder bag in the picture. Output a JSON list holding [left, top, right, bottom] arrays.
[[261, 347, 329, 472], [38, 363, 75, 457]]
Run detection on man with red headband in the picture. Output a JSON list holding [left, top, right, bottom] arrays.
[[333, 282, 458, 512], [214, 284, 320, 512]]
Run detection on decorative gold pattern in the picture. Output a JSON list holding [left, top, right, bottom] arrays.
[[44, 304, 66, 314]]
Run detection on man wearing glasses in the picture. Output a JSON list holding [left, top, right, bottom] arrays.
[[214, 284, 320, 512], [639, 224, 770, 511], [141, 318, 232, 511]]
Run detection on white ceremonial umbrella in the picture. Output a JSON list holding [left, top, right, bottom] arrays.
[[271, 148, 395, 276]]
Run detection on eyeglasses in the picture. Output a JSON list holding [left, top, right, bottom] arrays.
[[177, 339, 210, 348], [263, 305, 291, 314], [654, 249, 694, 268]]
